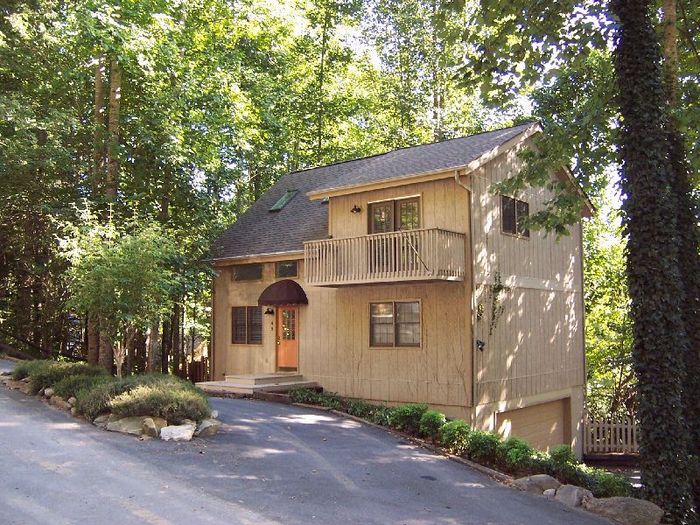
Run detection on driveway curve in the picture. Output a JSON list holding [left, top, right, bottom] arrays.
[[0, 360, 609, 524]]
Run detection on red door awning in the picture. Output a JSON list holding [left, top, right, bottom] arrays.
[[258, 279, 308, 306]]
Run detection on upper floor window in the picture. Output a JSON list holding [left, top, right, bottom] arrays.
[[501, 195, 530, 238], [231, 263, 263, 281], [370, 301, 421, 347], [231, 306, 263, 344], [276, 260, 298, 278], [369, 197, 420, 234]]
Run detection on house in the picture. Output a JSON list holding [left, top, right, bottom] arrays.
[[206, 122, 591, 456]]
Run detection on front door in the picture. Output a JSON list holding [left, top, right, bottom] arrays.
[[276, 307, 298, 370]]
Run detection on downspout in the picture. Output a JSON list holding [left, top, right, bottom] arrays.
[[454, 169, 478, 423]]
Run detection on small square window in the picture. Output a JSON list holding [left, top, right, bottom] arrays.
[[232, 264, 263, 281], [370, 301, 421, 347], [276, 260, 298, 278]]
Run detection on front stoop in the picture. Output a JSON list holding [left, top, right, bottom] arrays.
[[196, 373, 319, 395]]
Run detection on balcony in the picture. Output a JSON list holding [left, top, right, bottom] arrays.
[[304, 228, 466, 286]]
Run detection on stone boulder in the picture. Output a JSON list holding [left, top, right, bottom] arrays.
[[543, 488, 556, 499], [160, 422, 196, 442], [93, 414, 112, 428], [49, 395, 72, 410], [554, 484, 593, 508], [5, 380, 32, 394], [210, 410, 219, 419], [67, 396, 77, 407], [195, 418, 222, 437], [512, 474, 561, 494], [44, 387, 54, 398], [106, 416, 146, 436], [141, 417, 168, 438], [584, 497, 664, 525]]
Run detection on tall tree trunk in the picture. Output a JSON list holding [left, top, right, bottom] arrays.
[[147, 323, 161, 373], [161, 317, 171, 374], [662, 0, 700, 511], [106, 58, 121, 203], [98, 325, 113, 372], [171, 304, 181, 377], [87, 314, 99, 365], [92, 56, 106, 196], [316, 11, 330, 162], [611, 0, 693, 521]]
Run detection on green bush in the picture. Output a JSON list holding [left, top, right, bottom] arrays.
[[28, 361, 107, 394], [389, 403, 428, 434], [496, 437, 534, 473], [346, 399, 375, 419], [75, 378, 121, 420], [11, 360, 53, 381], [110, 381, 211, 423], [466, 430, 501, 464], [585, 468, 632, 498], [439, 419, 471, 455], [548, 444, 587, 485], [419, 410, 446, 439], [52, 373, 111, 399], [289, 387, 322, 404], [527, 450, 555, 476], [368, 406, 395, 426]]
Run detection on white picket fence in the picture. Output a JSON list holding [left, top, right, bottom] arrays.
[[584, 417, 639, 454]]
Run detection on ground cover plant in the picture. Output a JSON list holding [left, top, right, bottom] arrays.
[[12, 360, 211, 423], [287, 388, 632, 499]]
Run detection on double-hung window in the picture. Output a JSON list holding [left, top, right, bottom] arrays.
[[231, 306, 262, 344], [370, 301, 421, 347]]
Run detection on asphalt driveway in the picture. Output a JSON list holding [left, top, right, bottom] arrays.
[[0, 359, 610, 524]]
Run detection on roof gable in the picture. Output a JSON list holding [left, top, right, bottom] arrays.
[[209, 122, 536, 261]]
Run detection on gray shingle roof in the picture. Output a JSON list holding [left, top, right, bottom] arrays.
[[209, 123, 534, 261]]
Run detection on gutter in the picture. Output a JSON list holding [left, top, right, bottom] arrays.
[[454, 169, 478, 414]]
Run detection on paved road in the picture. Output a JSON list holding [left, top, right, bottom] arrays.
[[0, 359, 610, 524]]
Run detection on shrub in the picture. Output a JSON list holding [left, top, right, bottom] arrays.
[[53, 373, 111, 399], [110, 380, 211, 423], [28, 361, 107, 394], [527, 450, 555, 476], [439, 419, 471, 455], [419, 410, 446, 439], [496, 437, 534, 473], [11, 360, 52, 381], [289, 388, 322, 405], [389, 403, 428, 434], [75, 378, 121, 420], [548, 444, 587, 486], [316, 391, 343, 410], [369, 406, 395, 426], [466, 430, 501, 464], [346, 399, 375, 419], [585, 468, 632, 498]]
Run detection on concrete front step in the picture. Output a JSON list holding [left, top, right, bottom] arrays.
[[196, 376, 319, 396], [224, 373, 304, 386]]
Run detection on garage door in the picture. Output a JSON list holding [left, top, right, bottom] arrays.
[[496, 398, 571, 451]]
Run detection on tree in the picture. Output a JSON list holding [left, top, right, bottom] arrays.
[[65, 214, 179, 377]]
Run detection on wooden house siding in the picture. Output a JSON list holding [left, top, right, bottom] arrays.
[[211, 134, 586, 451]]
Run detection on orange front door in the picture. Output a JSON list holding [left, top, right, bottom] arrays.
[[276, 307, 298, 369]]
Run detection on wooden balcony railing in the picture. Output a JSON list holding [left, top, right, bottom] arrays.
[[304, 228, 466, 286]]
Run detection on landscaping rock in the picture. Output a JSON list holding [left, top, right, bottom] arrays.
[[106, 416, 146, 436], [195, 418, 221, 437], [93, 414, 111, 428], [512, 474, 561, 494], [160, 422, 196, 442], [21, 376, 31, 383], [67, 396, 77, 406], [543, 488, 556, 499], [141, 417, 167, 438], [70, 407, 78, 416], [5, 380, 32, 394], [44, 387, 54, 398], [49, 395, 72, 410], [554, 484, 592, 508], [210, 410, 218, 419], [583, 497, 664, 525]]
